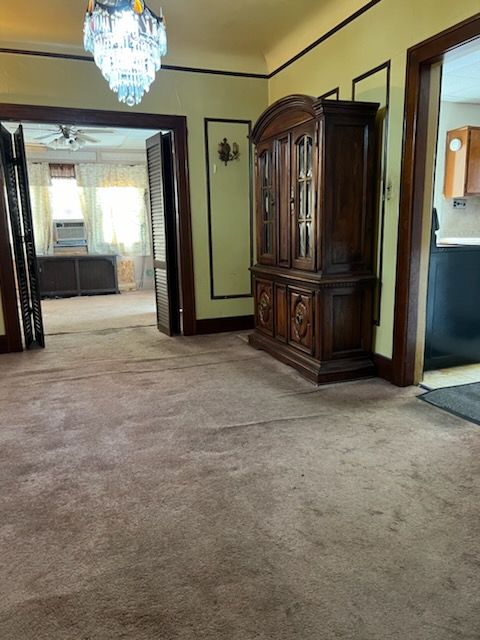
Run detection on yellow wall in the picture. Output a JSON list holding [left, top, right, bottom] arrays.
[[0, 53, 268, 335], [269, 0, 480, 357], [206, 121, 253, 299]]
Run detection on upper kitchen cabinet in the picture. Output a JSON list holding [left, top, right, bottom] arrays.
[[444, 126, 480, 198]]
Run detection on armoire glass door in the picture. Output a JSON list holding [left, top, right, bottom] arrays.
[[256, 141, 275, 265], [292, 124, 316, 271]]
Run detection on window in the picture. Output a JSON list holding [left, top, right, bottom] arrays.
[[98, 186, 147, 251], [50, 177, 83, 221]]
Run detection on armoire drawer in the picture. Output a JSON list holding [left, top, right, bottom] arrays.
[[255, 279, 273, 336], [288, 287, 314, 354]]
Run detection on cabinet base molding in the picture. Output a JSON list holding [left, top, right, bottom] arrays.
[[249, 331, 375, 385]]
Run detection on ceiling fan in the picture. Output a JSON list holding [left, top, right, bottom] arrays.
[[32, 125, 115, 151]]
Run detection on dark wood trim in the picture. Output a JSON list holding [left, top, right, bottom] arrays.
[[196, 314, 254, 334], [204, 118, 254, 300], [269, 0, 382, 78], [0, 335, 8, 354], [0, 48, 92, 63], [352, 60, 391, 326], [0, 166, 22, 353], [373, 353, 394, 383], [394, 13, 480, 386], [162, 66, 265, 79], [0, 103, 182, 132], [0, 47, 268, 80], [351, 60, 391, 88], [172, 118, 197, 336], [318, 87, 340, 101], [0, 102, 197, 337]]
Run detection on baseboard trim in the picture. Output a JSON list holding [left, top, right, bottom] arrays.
[[373, 353, 394, 383], [0, 334, 22, 354], [195, 315, 254, 334]]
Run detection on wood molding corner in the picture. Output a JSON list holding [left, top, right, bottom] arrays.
[[373, 353, 394, 383]]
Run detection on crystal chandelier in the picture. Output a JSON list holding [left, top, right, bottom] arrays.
[[84, 0, 167, 107]]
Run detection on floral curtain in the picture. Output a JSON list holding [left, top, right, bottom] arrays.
[[27, 163, 53, 255], [75, 163, 150, 256], [75, 163, 105, 254]]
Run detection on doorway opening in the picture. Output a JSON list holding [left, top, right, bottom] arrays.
[[392, 13, 480, 387], [421, 38, 480, 390], [0, 105, 196, 352]]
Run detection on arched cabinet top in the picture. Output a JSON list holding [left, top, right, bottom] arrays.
[[251, 95, 316, 144], [252, 95, 381, 145]]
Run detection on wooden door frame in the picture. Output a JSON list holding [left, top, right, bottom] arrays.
[[0, 167, 22, 353], [392, 13, 480, 386], [0, 103, 197, 339]]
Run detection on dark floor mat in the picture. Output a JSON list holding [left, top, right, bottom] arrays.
[[420, 382, 480, 426]]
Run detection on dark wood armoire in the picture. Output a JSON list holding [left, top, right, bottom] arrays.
[[249, 95, 379, 384]]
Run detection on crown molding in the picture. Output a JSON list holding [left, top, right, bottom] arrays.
[[0, 1, 382, 81]]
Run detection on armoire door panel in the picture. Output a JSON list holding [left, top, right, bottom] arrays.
[[321, 287, 373, 359], [288, 287, 314, 354], [276, 134, 291, 267], [323, 122, 372, 274], [274, 283, 287, 342], [291, 122, 317, 272], [256, 141, 276, 265], [255, 278, 273, 336]]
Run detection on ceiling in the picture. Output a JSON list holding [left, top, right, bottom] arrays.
[[442, 38, 480, 104], [0, 0, 331, 71], [4, 122, 157, 152]]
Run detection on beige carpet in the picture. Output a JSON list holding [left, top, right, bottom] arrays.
[[0, 327, 479, 639], [41, 290, 156, 335]]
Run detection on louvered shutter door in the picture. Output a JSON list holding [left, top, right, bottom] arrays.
[[0, 124, 45, 349], [14, 126, 45, 347], [146, 132, 179, 336]]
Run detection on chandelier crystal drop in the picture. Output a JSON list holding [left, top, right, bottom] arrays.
[[84, 0, 167, 107]]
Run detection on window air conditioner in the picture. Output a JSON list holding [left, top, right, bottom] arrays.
[[54, 220, 87, 247]]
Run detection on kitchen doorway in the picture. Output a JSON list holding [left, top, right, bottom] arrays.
[[391, 13, 480, 386]]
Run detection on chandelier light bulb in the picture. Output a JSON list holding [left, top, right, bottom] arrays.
[[84, 0, 167, 107]]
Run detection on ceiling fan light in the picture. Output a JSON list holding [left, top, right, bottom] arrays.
[[84, 0, 167, 107], [47, 135, 86, 152]]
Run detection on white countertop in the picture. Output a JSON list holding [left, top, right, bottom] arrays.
[[437, 237, 480, 246]]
